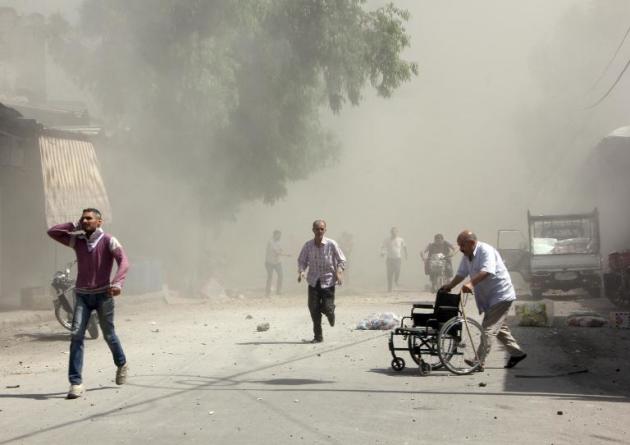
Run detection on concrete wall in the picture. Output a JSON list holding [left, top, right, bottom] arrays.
[[0, 134, 63, 305]]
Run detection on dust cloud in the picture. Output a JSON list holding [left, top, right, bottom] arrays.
[[3, 0, 630, 299], [218, 0, 630, 292]]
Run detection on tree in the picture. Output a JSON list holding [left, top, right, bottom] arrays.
[[46, 0, 417, 289], [47, 0, 416, 213]]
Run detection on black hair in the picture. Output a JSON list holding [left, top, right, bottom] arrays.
[[82, 208, 102, 219]]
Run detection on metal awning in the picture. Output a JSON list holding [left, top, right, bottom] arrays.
[[39, 135, 112, 226]]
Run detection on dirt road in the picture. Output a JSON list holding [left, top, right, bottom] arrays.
[[1, 291, 629, 444]]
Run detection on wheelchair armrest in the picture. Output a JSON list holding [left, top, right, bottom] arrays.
[[436, 306, 459, 312], [412, 303, 434, 309]]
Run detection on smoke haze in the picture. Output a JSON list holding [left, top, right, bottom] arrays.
[[3, 0, 630, 298]]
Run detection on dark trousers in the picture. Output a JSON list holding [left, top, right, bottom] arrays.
[[386, 258, 401, 291], [69, 293, 126, 385], [308, 281, 335, 341], [265, 262, 283, 296]]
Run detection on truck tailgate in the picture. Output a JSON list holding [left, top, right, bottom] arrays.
[[531, 254, 601, 272]]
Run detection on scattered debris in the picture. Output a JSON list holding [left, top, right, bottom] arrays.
[[151, 329, 160, 333], [150, 321, 157, 325], [478, 382, 487, 387], [208, 411, 215, 415], [567, 312, 607, 327], [515, 302, 552, 327], [356, 312, 400, 330], [257, 322, 270, 332], [557, 411, 563, 415], [245, 315, 253, 320], [5, 385, 19, 389]]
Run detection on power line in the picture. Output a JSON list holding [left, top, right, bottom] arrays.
[[589, 24, 630, 92], [586, 55, 630, 108]]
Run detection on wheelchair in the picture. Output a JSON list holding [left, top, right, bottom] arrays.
[[388, 290, 486, 375]]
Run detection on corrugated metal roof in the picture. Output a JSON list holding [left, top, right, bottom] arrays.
[[39, 135, 112, 226]]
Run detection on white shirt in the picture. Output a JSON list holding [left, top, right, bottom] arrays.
[[456, 241, 516, 314], [382, 236, 406, 259], [265, 239, 283, 265]]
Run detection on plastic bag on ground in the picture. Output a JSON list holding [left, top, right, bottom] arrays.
[[356, 312, 400, 330]]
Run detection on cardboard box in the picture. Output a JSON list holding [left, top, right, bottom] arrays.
[[609, 311, 630, 329]]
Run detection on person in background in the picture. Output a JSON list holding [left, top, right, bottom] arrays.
[[381, 227, 408, 292], [421, 233, 456, 280], [265, 229, 287, 297]]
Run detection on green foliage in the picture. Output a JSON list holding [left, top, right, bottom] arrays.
[[47, 0, 417, 215]]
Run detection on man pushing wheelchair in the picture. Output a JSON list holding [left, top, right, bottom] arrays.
[[440, 230, 527, 371]]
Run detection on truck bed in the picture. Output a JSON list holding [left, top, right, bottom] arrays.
[[531, 254, 601, 272]]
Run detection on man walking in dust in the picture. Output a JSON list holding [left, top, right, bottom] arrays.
[[47, 208, 130, 399], [441, 230, 527, 370], [298, 220, 346, 343], [265, 230, 286, 297], [381, 227, 408, 292]]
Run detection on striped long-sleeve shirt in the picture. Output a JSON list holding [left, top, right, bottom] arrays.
[[297, 237, 346, 289]]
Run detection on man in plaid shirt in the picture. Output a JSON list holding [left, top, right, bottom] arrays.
[[298, 220, 346, 343]]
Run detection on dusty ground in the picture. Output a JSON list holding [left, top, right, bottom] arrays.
[[1, 290, 629, 445]]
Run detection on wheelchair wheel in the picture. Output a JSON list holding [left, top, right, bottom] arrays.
[[407, 334, 443, 370], [437, 316, 485, 375], [391, 357, 405, 371]]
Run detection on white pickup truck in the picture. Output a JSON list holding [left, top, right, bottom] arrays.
[[498, 210, 603, 299]]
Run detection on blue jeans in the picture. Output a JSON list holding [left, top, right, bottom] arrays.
[[69, 292, 126, 385]]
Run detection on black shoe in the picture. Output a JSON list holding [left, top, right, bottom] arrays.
[[505, 353, 527, 368], [310, 338, 323, 343], [327, 313, 335, 327]]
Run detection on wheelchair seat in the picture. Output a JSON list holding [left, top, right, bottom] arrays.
[[410, 291, 460, 330]]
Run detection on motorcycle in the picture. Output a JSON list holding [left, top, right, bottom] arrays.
[[51, 261, 99, 339], [428, 253, 449, 292]]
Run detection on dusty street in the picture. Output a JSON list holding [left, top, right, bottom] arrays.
[[1, 291, 629, 445]]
